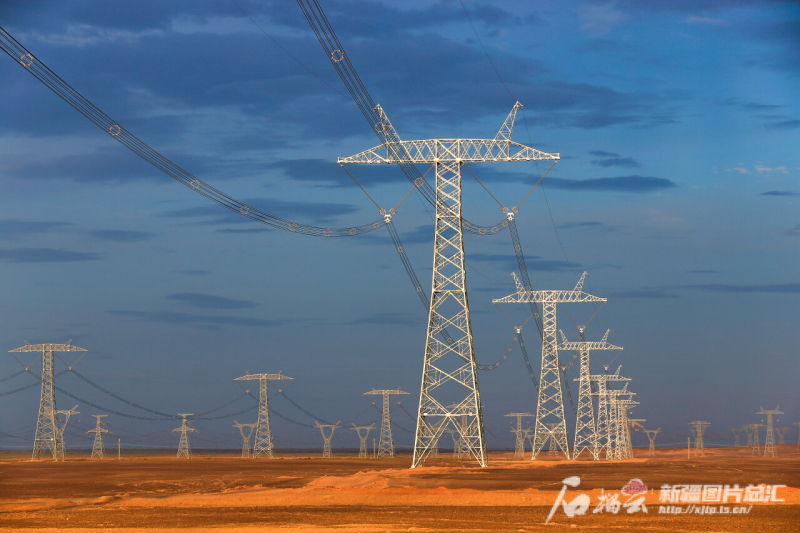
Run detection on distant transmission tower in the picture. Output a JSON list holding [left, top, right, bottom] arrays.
[[756, 406, 783, 457], [615, 397, 638, 459], [314, 422, 340, 458], [591, 368, 630, 459], [54, 405, 79, 460], [86, 415, 110, 459], [794, 422, 800, 446], [446, 429, 461, 458], [232, 421, 256, 458], [9, 341, 87, 460], [643, 428, 660, 456], [364, 388, 408, 458], [235, 371, 292, 459], [341, 103, 560, 468], [748, 423, 763, 455], [173, 414, 196, 459], [505, 412, 534, 459], [688, 421, 710, 456], [731, 427, 744, 447], [351, 424, 375, 459], [627, 418, 645, 459], [558, 328, 622, 460], [494, 272, 606, 459], [775, 427, 788, 445]]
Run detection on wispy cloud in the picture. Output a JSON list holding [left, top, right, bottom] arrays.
[[165, 292, 258, 310], [783, 225, 800, 237], [348, 312, 420, 326], [0, 247, 101, 263], [684, 16, 729, 26], [86, 230, 157, 242], [175, 270, 210, 276], [681, 283, 800, 293], [590, 156, 641, 168], [761, 191, 799, 197], [686, 269, 722, 274], [0, 219, 72, 240], [580, 3, 629, 36], [556, 221, 615, 232], [109, 310, 282, 327], [610, 288, 679, 299], [545, 175, 675, 192], [764, 119, 800, 130]]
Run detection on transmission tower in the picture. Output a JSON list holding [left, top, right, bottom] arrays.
[[794, 422, 800, 446], [341, 103, 560, 468], [351, 424, 375, 459], [688, 421, 710, 457], [642, 428, 660, 456], [494, 272, 606, 459], [364, 388, 408, 458], [756, 406, 783, 457], [86, 415, 110, 459], [314, 422, 340, 458], [627, 418, 645, 459], [9, 341, 87, 460], [615, 397, 638, 459], [233, 421, 256, 458], [505, 412, 534, 459], [748, 423, 763, 455], [173, 414, 197, 459], [775, 426, 788, 445], [731, 427, 744, 447], [559, 328, 622, 460], [54, 405, 79, 460], [235, 372, 292, 459], [445, 429, 461, 458], [590, 366, 630, 459]]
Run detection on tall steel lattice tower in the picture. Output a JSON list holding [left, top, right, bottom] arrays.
[[558, 328, 622, 460], [233, 421, 256, 458], [756, 406, 783, 457], [589, 366, 629, 459], [173, 414, 196, 459], [731, 427, 744, 447], [494, 272, 606, 459], [235, 371, 292, 459], [86, 415, 110, 459], [54, 405, 79, 460], [351, 424, 375, 459], [688, 421, 710, 457], [9, 341, 87, 460], [340, 103, 559, 468], [364, 388, 408, 458], [643, 428, 660, 456], [315, 422, 340, 458], [505, 412, 534, 459]]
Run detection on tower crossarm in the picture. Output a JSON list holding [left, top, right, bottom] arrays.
[[235, 372, 292, 382], [364, 389, 409, 396], [493, 273, 606, 304], [338, 139, 559, 165], [10, 340, 87, 353]]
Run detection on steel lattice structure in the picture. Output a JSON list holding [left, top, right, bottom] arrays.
[[756, 406, 783, 457], [314, 422, 340, 458], [505, 412, 534, 459], [494, 272, 606, 459], [86, 415, 109, 459], [54, 405, 79, 460], [643, 427, 660, 456], [173, 414, 196, 459], [731, 427, 744, 447], [351, 424, 375, 459], [10, 341, 87, 460], [233, 421, 256, 458], [589, 366, 630, 459], [746, 423, 763, 455], [688, 421, 710, 457], [559, 328, 622, 460], [340, 103, 559, 468], [364, 388, 407, 458], [793, 422, 800, 447], [235, 371, 292, 459]]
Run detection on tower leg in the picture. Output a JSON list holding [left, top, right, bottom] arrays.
[[412, 161, 486, 468], [532, 303, 569, 459], [573, 330, 597, 460]]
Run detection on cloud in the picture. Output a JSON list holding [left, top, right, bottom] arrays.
[[743, 102, 784, 111], [162, 198, 359, 225], [684, 16, 729, 26], [348, 312, 420, 326], [686, 269, 722, 274], [580, 3, 629, 36], [165, 292, 258, 310], [783, 225, 800, 237], [764, 119, 800, 130], [590, 156, 642, 168], [526, 259, 578, 272], [761, 191, 798, 197], [268, 158, 410, 188], [0, 219, 72, 240], [216, 228, 272, 234], [589, 150, 621, 157], [610, 288, 679, 299], [544, 175, 676, 192], [556, 221, 614, 232], [109, 310, 282, 327], [176, 270, 210, 276], [0, 247, 101, 263], [681, 283, 800, 293], [86, 230, 157, 242]]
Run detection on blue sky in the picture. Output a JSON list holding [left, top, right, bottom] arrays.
[[0, 0, 798, 451]]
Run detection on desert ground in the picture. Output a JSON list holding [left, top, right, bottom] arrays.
[[2, 446, 799, 532]]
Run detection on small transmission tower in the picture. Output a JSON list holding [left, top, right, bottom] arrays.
[[364, 388, 408, 458], [794, 422, 800, 446], [756, 406, 783, 457], [54, 405, 79, 460], [505, 412, 534, 459], [351, 424, 375, 459], [731, 427, 744, 447], [775, 427, 788, 445], [173, 414, 197, 459], [643, 428, 660, 456], [315, 422, 340, 458], [688, 421, 710, 456], [748, 423, 763, 455], [494, 272, 606, 459], [235, 372, 292, 459], [590, 367, 630, 459], [341, 103, 560, 468], [559, 328, 622, 460], [10, 341, 87, 460], [86, 415, 110, 459], [233, 421, 256, 458]]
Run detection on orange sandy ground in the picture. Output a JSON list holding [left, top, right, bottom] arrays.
[[1, 446, 799, 532]]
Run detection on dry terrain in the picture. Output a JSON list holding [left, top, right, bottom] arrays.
[[2, 446, 799, 531]]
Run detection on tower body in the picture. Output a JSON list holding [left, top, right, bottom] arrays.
[[235, 372, 292, 459]]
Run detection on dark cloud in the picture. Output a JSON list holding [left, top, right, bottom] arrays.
[[783, 225, 800, 237], [686, 270, 722, 274], [165, 292, 258, 310], [0, 219, 72, 239], [591, 157, 641, 168], [681, 283, 800, 293], [109, 310, 281, 327], [268, 158, 410, 188], [526, 260, 578, 272], [589, 150, 620, 157], [0, 247, 101, 263], [764, 119, 800, 130], [86, 230, 157, 242], [162, 198, 359, 225], [545, 176, 676, 192], [610, 288, 679, 299], [761, 191, 799, 197], [557, 221, 614, 232], [743, 102, 784, 111]]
